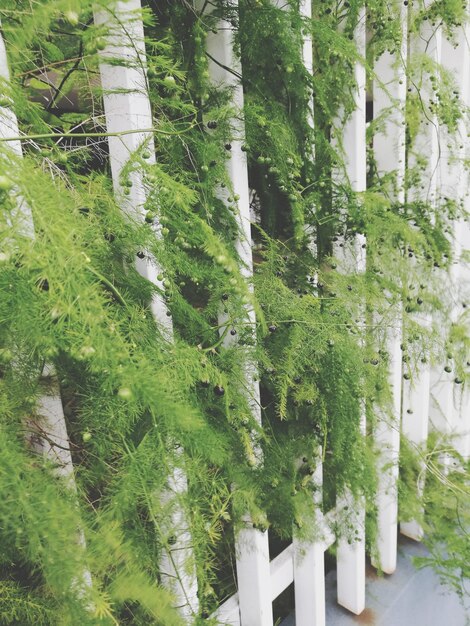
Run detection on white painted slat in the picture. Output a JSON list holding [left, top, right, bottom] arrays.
[[372, 0, 408, 575], [211, 593, 241, 626], [437, 24, 470, 462], [0, 21, 76, 494], [0, 20, 91, 593], [278, 2, 330, 623], [400, 20, 441, 541], [294, 459, 326, 626], [201, 4, 273, 625], [332, 5, 367, 615], [270, 543, 294, 600], [94, 3, 198, 618]]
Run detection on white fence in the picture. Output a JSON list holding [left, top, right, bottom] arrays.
[[1, 1, 469, 624]]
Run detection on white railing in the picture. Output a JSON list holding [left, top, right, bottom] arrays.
[[2, 1, 469, 625]]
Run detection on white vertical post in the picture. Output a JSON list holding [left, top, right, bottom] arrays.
[[95, 2, 198, 618], [0, 19, 91, 592], [201, 4, 273, 624], [333, 5, 366, 614], [0, 23, 76, 490], [437, 22, 470, 461], [293, 460, 326, 626], [289, 3, 328, 623], [372, 0, 408, 575], [400, 19, 441, 540]]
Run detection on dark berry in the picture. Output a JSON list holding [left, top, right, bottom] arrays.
[[137, 251, 145, 259], [214, 385, 225, 396], [37, 278, 49, 291], [455, 378, 463, 385], [207, 120, 217, 129], [221, 293, 229, 301], [268, 324, 277, 333], [224, 143, 232, 151], [79, 206, 90, 215], [444, 365, 452, 373]]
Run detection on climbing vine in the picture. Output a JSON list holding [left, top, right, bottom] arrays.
[[0, 0, 469, 624]]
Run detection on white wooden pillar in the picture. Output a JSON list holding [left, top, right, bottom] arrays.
[[437, 22, 470, 461], [0, 20, 91, 592], [400, 20, 441, 541], [198, 4, 272, 625], [293, 458, 327, 626], [371, 0, 408, 575], [333, 5, 366, 614], [268, 2, 328, 623], [94, 2, 198, 618], [0, 22, 77, 495]]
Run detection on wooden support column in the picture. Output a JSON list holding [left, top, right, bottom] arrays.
[[400, 19, 441, 541], [267, 2, 330, 624], [372, 0, 408, 575], [94, 2, 198, 618], [438, 22, 470, 461], [333, 5, 366, 614], [294, 459, 327, 626], [0, 23, 77, 499], [199, 3, 273, 625], [0, 19, 91, 592]]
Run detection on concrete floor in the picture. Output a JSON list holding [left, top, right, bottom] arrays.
[[281, 536, 470, 626]]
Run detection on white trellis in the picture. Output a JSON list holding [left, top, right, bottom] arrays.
[[0, 23, 77, 503], [371, 0, 407, 576], [0, 18, 92, 594], [332, 4, 367, 616], [200, 2, 273, 624], [436, 21, 470, 462], [94, 1, 199, 618], [2, 1, 470, 624]]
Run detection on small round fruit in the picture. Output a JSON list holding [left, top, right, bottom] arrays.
[[79, 345, 96, 359], [164, 75, 176, 86], [0, 348, 13, 364], [268, 324, 277, 333], [64, 10, 79, 26], [95, 38, 107, 51], [214, 385, 225, 396], [0, 175, 13, 191], [118, 387, 133, 400], [82, 431, 92, 443]]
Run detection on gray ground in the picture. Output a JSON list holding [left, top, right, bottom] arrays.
[[281, 536, 469, 626]]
